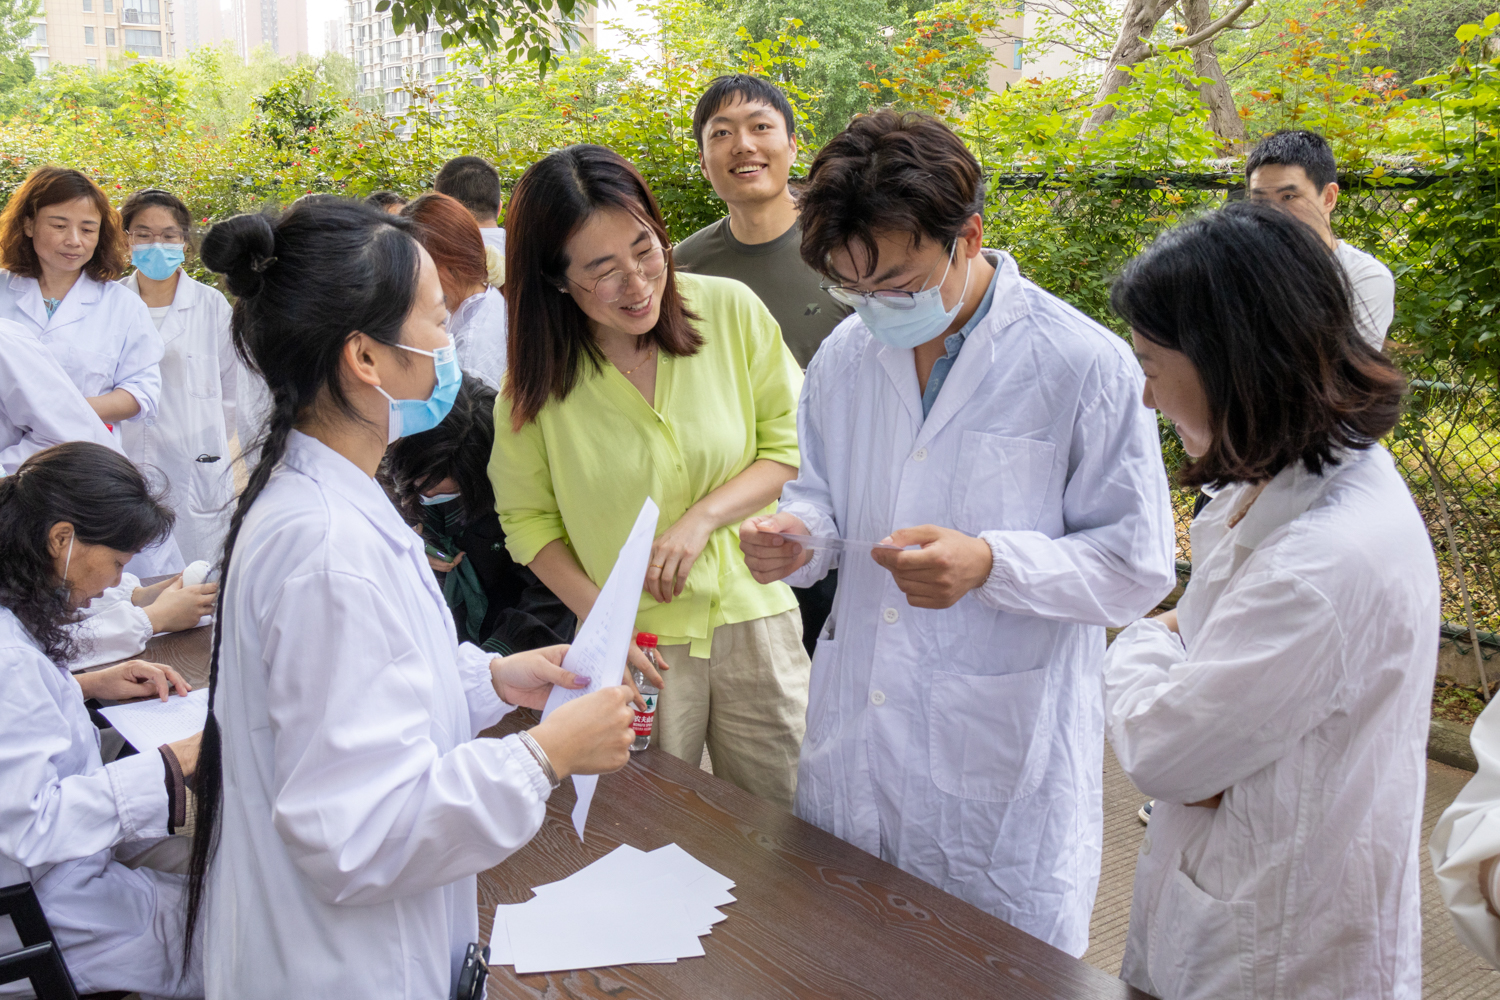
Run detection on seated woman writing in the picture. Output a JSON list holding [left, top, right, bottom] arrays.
[[383, 374, 575, 654], [0, 441, 203, 998]]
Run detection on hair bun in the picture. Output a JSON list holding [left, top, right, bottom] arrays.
[[201, 213, 277, 298]]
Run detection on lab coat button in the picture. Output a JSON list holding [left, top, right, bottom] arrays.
[[912, 447, 928, 462], [870, 690, 886, 706], [882, 607, 899, 624], [145, 417, 155, 427], [1141, 835, 1151, 856]]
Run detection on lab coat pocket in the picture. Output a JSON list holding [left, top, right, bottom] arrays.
[[928, 667, 1052, 802], [1146, 865, 1257, 1000], [950, 432, 1056, 535], [802, 639, 840, 748], [184, 350, 219, 400]]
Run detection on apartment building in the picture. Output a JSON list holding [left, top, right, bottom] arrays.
[[345, 0, 595, 116], [229, 0, 307, 57], [26, 0, 175, 72]]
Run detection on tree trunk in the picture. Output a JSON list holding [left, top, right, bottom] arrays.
[[1184, 0, 1247, 150], [1081, 0, 1174, 135], [1081, 0, 1257, 137]]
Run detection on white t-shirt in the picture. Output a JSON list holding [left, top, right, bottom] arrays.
[[147, 304, 169, 331], [1334, 241, 1394, 349]]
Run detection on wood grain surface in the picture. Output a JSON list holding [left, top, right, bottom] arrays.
[[477, 711, 1151, 1000], [134, 629, 1151, 1000]]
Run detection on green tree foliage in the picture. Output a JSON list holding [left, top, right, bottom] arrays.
[[1367, 0, 1499, 83]]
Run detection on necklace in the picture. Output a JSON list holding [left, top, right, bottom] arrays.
[[614, 344, 655, 377]]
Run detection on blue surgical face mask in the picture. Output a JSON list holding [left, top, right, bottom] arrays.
[[853, 243, 971, 350], [418, 491, 461, 506], [132, 243, 185, 282], [376, 339, 461, 444]]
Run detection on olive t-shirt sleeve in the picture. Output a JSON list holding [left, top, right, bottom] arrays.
[[672, 217, 849, 368]]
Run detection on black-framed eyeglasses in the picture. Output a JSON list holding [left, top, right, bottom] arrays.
[[568, 245, 669, 303], [819, 243, 955, 310]]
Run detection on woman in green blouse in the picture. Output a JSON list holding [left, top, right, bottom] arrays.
[[492, 144, 810, 807]]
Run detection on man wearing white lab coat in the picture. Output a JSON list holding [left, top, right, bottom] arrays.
[[0, 318, 118, 474], [740, 111, 1176, 955], [119, 271, 237, 565]]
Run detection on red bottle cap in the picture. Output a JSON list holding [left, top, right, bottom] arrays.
[[636, 632, 658, 648]]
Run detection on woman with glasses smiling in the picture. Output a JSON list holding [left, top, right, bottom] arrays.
[[117, 187, 237, 568], [492, 144, 811, 808]]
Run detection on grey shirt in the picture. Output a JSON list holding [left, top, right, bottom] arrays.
[[672, 217, 849, 368]]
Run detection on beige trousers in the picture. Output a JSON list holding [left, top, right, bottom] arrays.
[[653, 609, 810, 809]]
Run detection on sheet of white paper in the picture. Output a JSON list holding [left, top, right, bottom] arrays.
[[489, 903, 523, 966], [99, 687, 208, 751], [542, 497, 660, 840], [772, 532, 911, 553], [494, 842, 734, 972], [506, 891, 702, 973]]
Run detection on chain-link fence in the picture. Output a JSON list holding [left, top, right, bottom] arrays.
[[984, 171, 1500, 691]]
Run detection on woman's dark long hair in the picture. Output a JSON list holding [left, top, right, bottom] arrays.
[[384, 374, 497, 526], [0, 442, 172, 663], [503, 144, 702, 429], [184, 198, 422, 963], [1110, 200, 1407, 488]]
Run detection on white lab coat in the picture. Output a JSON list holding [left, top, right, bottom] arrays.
[[1431, 695, 1500, 967], [0, 318, 117, 474], [0, 271, 162, 448], [235, 363, 272, 470], [449, 285, 507, 391], [206, 430, 553, 999], [1105, 445, 1438, 1000], [0, 607, 201, 998], [65, 571, 155, 672], [779, 252, 1176, 956], [118, 272, 237, 566], [0, 270, 183, 576]]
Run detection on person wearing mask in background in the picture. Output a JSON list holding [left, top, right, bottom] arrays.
[[118, 188, 237, 567], [1246, 129, 1394, 349], [674, 73, 851, 657], [188, 198, 635, 999], [1104, 203, 1432, 1000], [402, 192, 508, 389], [366, 190, 407, 215], [494, 144, 811, 809], [0, 317, 117, 473], [0, 442, 203, 999], [385, 374, 575, 655], [0, 165, 181, 577], [435, 155, 506, 287], [738, 111, 1176, 955], [1432, 686, 1500, 967]]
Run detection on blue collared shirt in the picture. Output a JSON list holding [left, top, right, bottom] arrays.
[[921, 251, 1002, 418]]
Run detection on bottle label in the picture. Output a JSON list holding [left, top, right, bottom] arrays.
[[631, 693, 657, 735]]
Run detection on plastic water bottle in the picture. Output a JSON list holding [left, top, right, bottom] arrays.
[[630, 632, 661, 752]]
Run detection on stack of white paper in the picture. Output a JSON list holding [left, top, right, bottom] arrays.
[[99, 687, 208, 751], [491, 843, 736, 975]]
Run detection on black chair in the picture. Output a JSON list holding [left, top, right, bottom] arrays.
[[0, 882, 78, 1000]]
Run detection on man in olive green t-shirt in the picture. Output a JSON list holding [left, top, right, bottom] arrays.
[[674, 74, 849, 369], [675, 73, 847, 654]]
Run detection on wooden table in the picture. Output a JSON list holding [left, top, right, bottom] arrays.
[[135, 628, 1150, 1000], [478, 711, 1149, 1000]]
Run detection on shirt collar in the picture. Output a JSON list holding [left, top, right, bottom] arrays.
[[279, 430, 418, 553], [938, 250, 1004, 357], [1232, 456, 1338, 552]]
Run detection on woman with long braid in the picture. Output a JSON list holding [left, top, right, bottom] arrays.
[[184, 199, 635, 998]]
